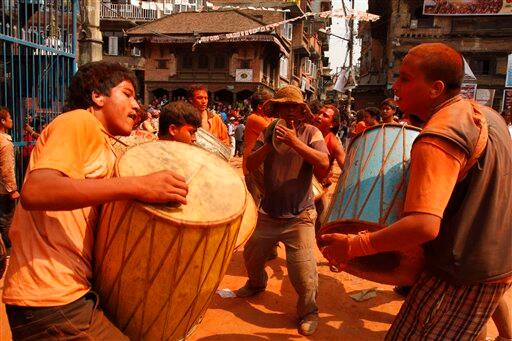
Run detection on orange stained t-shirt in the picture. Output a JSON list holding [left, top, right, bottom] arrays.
[[403, 135, 467, 219], [242, 113, 272, 175], [2, 109, 116, 307], [403, 135, 512, 284], [207, 113, 230, 146]]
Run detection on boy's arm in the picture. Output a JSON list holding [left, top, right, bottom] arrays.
[[21, 169, 188, 211]]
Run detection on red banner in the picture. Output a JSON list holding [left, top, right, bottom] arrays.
[[423, 0, 512, 16]]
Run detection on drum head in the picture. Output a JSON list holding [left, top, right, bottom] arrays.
[[272, 119, 292, 154], [235, 192, 258, 251], [116, 141, 246, 226]]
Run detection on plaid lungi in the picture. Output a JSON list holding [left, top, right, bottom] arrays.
[[386, 271, 511, 341]]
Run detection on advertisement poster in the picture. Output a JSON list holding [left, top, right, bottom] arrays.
[[502, 89, 512, 115], [476, 89, 496, 107], [423, 0, 512, 15], [506, 54, 512, 88], [461, 83, 477, 100]]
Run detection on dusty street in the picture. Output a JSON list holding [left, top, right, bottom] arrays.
[[0, 156, 507, 340]]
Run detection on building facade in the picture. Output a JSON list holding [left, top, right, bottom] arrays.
[[355, 0, 512, 111]]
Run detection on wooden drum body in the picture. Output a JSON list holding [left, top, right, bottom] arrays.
[[195, 127, 231, 161], [94, 141, 246, 340], [320, 124, 423, 286]]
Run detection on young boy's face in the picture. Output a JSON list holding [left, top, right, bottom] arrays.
[[101, 80, 140, 136], [168, 124, 197, 144]]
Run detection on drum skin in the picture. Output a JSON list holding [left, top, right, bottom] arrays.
[[235, 191, 258, 251], [94, 141, 246, 340], [195, 128, 231, 161], [320, 124, 424, 286]]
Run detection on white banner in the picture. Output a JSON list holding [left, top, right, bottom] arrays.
[[235, 69, 253, 82], [475, 89, 495, 107]]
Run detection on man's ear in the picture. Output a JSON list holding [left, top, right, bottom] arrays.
[[430, 80, 445, 99], [168, 124, 178, 138], [91, 91, 106, 108]]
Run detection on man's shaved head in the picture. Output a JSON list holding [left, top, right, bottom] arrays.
[[407, 43, 464, 93]]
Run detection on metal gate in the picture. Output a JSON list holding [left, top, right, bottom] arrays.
[[0, 0, 78, 182]]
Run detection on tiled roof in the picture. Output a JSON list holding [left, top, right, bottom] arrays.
[[127, 10, 266, 35]]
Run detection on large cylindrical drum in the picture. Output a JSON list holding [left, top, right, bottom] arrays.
[[94, 141, 247, 340], [320, 124, 423, 286], [195, 127, 231, 161]]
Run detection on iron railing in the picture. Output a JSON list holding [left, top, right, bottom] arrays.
[[0, 0, 78, 182]]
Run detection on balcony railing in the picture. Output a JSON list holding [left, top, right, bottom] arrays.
[[100, 3, 158, 21]]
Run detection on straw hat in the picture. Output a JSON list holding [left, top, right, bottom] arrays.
[[262, 85, 313, 120]]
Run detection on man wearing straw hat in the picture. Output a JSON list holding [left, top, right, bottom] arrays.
[[236, 85, 329, 336]]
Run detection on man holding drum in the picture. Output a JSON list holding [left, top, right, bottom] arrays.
[[2, 62, 189, 339], [189, 84, 230, 146], [158, 100, 201, 144], [236, 85, 329, 336], [320, 43, 512, 340]]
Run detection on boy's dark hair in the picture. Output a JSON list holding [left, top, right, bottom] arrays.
[[188, 84, 208, 100], [159, 101, 201, 138], [322, 104, 341, 134], [250, 90, 272, 109], [65, 62, 136, 111], [0, 107, 10, 121], [364, 107, 381, 122]]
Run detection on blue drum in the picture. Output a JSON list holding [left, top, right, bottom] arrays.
[[320, 124, 424, 285]]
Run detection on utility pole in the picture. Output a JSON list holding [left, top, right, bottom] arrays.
[[78, 0, 103, 65], [346, 0, 355, 116]]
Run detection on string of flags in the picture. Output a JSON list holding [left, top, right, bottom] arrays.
[[204, 2, 291, 12], [194, 8, 379, 47]]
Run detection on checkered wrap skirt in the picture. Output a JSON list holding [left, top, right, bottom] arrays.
[[386, 271, 511, 341]]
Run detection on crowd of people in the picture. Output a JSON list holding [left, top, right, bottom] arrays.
[[0, 42, 511, 341]]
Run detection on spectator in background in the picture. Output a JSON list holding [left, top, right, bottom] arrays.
[[363, 107, 381, 127], [380, 98, 400, 124], [0, 107, 19, 253], [234, 119, 245, 157], [189, 85, 229, 146], [227, 117, 236, 157], [351, 109, 367, 136]]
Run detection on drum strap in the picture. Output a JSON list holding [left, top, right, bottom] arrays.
[[458, 103, 489, 182]]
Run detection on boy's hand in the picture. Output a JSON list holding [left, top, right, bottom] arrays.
[[134, 170, 188, 205]]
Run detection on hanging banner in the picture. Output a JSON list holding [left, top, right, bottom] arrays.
[[502, 89, 512, 115], [476, 88, 495, 107], [461, 83, 477, 100], [235, 69, 253, 82], [423, 0, 512, 16], [506, 54, 512, 88]]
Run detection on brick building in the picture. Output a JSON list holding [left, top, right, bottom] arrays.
[[355, 0, 512, 111]]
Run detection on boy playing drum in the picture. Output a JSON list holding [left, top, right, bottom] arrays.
[[2, 62, 189, 339]]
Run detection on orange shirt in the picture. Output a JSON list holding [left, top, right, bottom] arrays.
[[403, 136, 466, 218], [403, 135, 512, 284], [207, 113, 229, 146], [242, 113, 272, 175], [353, 121, 367, 135], [2, 110, 116, 306]]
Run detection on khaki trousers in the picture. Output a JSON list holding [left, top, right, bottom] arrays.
[[243, 207, 319, 319]]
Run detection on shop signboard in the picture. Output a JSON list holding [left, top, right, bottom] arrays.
[[423, 0, 512, 15]]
